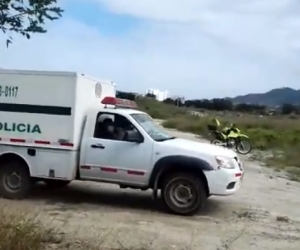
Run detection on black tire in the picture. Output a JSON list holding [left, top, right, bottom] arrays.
[[44, 179, 70, 189], [0, 160, 32, 199], [161, 172, 206, 216], [236, 139, 252, 155]]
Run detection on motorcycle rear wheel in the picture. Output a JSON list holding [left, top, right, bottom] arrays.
[[236, 139, 252, 155]]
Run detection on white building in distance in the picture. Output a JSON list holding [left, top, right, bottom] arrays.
[[145, 88, 169, 101]]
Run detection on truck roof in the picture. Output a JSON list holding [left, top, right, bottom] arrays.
[[0, 68, 115, 85], [90, 108, 146, 116]]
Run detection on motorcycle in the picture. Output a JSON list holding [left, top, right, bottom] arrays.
[[207, 123, 252, 155]]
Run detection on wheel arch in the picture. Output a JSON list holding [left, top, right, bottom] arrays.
[[149, 155, 212, 196], [0, 152, 31, 175]]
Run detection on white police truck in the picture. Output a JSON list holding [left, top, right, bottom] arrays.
[[0, 69, 244, 215]]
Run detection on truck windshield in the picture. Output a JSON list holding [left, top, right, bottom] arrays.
[[131, 113, 175, 141]]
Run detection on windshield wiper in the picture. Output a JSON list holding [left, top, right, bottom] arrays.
[[156, 136, 176, 142]]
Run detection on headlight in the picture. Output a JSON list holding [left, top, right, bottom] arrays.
[[215, 156, 235, 169]]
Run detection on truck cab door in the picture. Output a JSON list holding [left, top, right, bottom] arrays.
[[80, 112, 153, 186]]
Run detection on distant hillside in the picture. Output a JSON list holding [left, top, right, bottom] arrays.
[[229, 87, 300, 107]]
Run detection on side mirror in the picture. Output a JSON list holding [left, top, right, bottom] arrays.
[[126, 130, 143, 143]]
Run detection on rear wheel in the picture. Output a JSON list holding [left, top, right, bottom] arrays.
[[44, 180, 70, 189], [236, 139, 252, 155], [161, 172, 206, 215], [0, 160, 32, 199]]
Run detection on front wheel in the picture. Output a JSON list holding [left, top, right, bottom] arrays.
[[236, 139, 252, 155], [0, 161, 32, 199], [161, 173, 206, 215]]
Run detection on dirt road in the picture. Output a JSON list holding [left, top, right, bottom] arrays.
[[2, 128, 300, 250]]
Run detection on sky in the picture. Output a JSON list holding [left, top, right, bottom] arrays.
[[1, 0, 300, 99]]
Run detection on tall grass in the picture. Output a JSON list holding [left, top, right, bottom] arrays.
[[136, 98, 187, 119], [163, 114, 300, 150], [0, 206, 150, 250], [0, 208, 47, 250], [163, 113, 300, 178]]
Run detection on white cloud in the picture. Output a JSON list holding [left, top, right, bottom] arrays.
[[1, 0, 299, 98]]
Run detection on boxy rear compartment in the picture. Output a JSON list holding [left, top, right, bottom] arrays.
[[0, 70, 77, 149], [0, 69, 116, 149]]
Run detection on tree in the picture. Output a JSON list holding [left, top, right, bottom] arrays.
[[0, 0, 63, 46], [281, 103, 296, 115], [183, 98, 233, 111], [116, 91, 136, 100], [145, 93, 156, 99], [163, 98, 175, 105]]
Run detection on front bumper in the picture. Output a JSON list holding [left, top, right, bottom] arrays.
[[205, 158, 244, 196]]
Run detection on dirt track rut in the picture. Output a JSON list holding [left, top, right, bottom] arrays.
[[1, 128, 300, 249]]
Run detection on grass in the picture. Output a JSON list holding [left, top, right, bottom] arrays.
[[136, 98, 187, 119], [0, 206, 150, 250], [2, 98, 298, 249], [0, 207, 48, 250], [137, 98, 300, 179], [0, 206, 98, 250], [163, 114, 300, 149]]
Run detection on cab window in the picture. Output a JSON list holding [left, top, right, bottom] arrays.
[[94, 112, 142, 142]]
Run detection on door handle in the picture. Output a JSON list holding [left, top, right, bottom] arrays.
[[91, 143, 105, 149]]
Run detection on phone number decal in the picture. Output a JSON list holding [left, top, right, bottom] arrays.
[[0, 86, 18, 98]]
